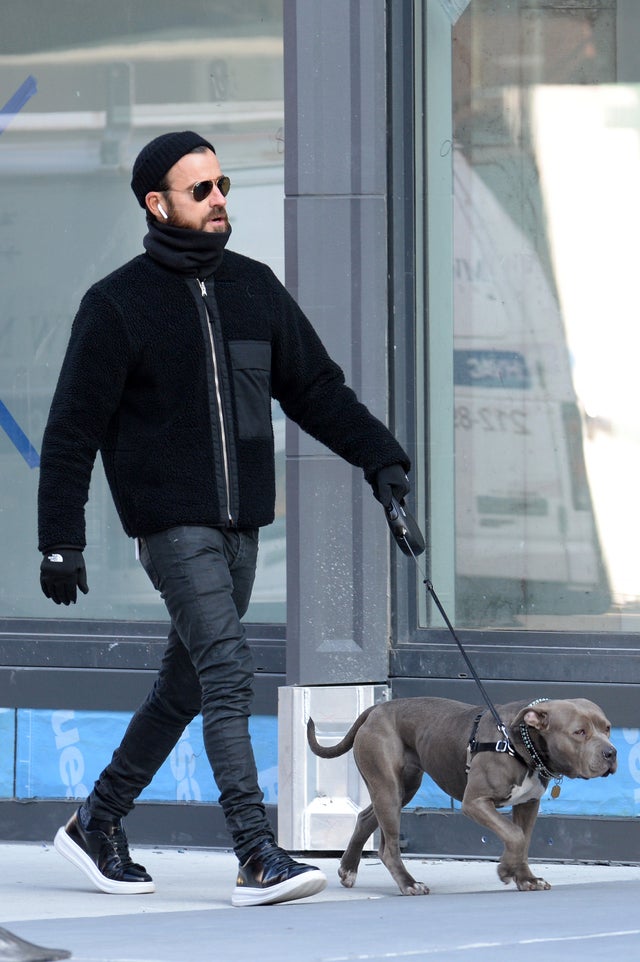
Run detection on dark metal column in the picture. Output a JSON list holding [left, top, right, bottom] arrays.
[[283, 0, 393, 686]]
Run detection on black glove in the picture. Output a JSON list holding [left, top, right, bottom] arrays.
[[371, 464, 410, 507], [40, 547, 89, 605]]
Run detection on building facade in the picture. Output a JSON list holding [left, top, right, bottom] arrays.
[[1, 0, 639, 859]]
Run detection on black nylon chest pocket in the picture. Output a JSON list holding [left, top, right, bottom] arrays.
[[228, 340, 272, 439]]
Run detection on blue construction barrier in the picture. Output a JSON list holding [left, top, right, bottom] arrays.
[[1, 708, 637, 817]]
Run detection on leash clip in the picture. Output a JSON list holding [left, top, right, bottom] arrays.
[[495, 726, 514, 754]]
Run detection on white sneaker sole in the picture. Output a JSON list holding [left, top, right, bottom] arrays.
[[231, 868, 327, 907], [54, 826, 156, 895]]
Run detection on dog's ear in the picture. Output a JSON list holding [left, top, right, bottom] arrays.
[[514, 705, 551, 731]]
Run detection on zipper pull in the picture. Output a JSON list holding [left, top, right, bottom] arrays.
[[198, 279, 207, 296]]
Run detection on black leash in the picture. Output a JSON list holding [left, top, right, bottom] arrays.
[[425, 578, 512, 744], [384, 498, 564, 790], [385, 498, 512, 747]]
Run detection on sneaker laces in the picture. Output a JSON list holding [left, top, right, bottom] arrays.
[[258, 844, 300, 874], [109, 823, 136, 869]]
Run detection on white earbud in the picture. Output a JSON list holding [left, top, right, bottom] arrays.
[[157, 202, 168, 220]]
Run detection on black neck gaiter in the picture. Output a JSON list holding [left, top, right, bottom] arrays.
[[143, 220, 232, 278]]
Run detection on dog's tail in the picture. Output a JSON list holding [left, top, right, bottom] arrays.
[[307, 705, 377, 758]]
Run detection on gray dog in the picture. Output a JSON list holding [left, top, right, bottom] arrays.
[[307, 696, 617, 895]]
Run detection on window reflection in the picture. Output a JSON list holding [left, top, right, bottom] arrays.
[[0, 1, 285, 622], [450, 0, 638, 629]]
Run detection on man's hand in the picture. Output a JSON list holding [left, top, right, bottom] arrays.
[[371, 464, 410, 508], [40, 548, 89, 605]]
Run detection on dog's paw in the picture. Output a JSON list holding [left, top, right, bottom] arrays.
[[498, 861, 551, 891], [402, 882, 430, 896], [516, 876, 551, 892], [498, 865, 516, 886], [338, 867, 358, 888]]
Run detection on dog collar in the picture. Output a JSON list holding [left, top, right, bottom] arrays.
[[519, 699, 565, 794]]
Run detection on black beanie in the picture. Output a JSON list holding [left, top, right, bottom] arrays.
[[131, 130, 216, 208]]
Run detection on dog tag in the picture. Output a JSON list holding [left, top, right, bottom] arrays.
[[551, 783, 561, 799]]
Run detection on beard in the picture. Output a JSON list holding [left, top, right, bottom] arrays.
[[164, 199, 230, 233]]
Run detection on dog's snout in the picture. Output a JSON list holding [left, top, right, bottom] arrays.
[[601, 743, 618, 775]]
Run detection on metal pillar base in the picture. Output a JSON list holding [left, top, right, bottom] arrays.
[[278, 684, 388, 851]]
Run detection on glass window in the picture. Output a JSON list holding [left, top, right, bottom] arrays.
[[0, 1, 285, 623], [418, 0, 640, 631]]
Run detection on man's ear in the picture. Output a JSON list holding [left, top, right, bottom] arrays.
[[145, 192, 166, 220]]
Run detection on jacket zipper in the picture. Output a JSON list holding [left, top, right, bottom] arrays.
[[199, 278, 234, 525]]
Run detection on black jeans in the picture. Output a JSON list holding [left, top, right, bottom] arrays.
[[86, 525, 274, 861]]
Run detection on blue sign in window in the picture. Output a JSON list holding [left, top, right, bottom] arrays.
[[13, 709, 278, 804], [454, 350, 531, 390], [0, 710, 15, 797]]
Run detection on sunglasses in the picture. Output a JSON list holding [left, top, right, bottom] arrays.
[[165, 175, 231, 203]]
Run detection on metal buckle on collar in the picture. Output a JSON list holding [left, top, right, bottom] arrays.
[[495, 739, 510, 753]]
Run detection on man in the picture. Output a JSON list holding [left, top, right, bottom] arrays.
[[37, 131, 411, 907]]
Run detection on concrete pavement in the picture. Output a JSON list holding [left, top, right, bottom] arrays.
[[2, 841, 640, 961]]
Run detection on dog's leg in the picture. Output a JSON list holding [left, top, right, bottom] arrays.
[[339, 803, 378, 888], [462, 793, 550, 891], [374, 805, 429, 895], [505, 799, 550, 890], [363, 764, 429, 896], [339, 761, 424, 892]]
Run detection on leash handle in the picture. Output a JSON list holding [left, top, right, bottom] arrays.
[[425, 579, 506, 735]]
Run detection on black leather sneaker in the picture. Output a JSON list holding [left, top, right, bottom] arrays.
[[231, 838, 327, 906], [54, 809, 155, 894]]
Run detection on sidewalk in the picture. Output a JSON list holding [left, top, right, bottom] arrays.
[[2, 842, 640, 961]]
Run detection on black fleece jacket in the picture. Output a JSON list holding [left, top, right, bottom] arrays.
[[38, 247, 410, 550]]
